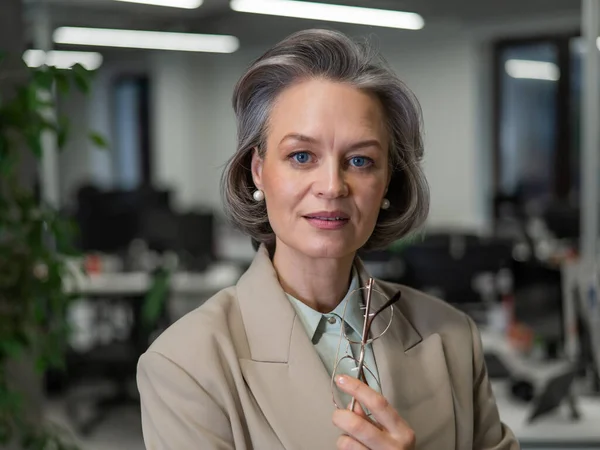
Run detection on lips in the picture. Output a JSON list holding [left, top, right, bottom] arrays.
[[303, 211, 349, 220], [305, 216, 347, 221], [303, 211, 350, 230]]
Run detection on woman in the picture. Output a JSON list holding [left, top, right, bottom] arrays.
[[137, 29, 519, 450]]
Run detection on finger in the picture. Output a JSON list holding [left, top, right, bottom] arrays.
[[348, 399, 367, 417], [347, 399, 385, 432], [336, 375, 410, 435], [337, 434, 369, 450], [333, 409, 390, 450]]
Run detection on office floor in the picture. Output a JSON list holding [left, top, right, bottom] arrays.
[[46, 400, 145, 450]]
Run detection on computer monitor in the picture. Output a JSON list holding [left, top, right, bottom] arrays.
[[543, 203, 580, 240], [177, 212, 214, 271], [75, 186, 171, 253], [138, 209, 215, 271], [398, 235, 514, 306]]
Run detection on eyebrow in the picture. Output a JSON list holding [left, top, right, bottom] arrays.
[[279, 133, 319, 146], [279, 133, 383, 151]]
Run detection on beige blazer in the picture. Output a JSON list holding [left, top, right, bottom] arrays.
[[137, 246, 519, 450]]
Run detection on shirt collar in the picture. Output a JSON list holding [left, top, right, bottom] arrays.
[[286, 267, 364, 340]]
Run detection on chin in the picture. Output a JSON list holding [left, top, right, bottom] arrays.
[[294, 236, 362, 260]]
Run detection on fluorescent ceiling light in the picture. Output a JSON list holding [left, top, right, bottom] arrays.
[[230, 0, 424, 30], [113, 0, 203, 8], [23, 49, 103, 70], [53, 27, 240, 53], [505, 59, 560, 81]]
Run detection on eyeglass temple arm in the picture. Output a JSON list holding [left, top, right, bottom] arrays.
[[355, 289, 403, 384], [366, 290, 403, 331]]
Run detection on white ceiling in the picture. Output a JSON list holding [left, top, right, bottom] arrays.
[[27, 0, 581, 49], [36, 0, 581, 21]]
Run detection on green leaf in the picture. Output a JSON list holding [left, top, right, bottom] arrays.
[[20, 431, 37, 449], [143, 270, 170, 328], [37, 98, 55, 108], [39, 116, 58, 133], [0, 135, 17, 176], [34, 356, 48, 374], [71, 64, 91, 93], [33, 69, 54, 91], [0, 337, 27, 359], [26, 85, 39, 111], [52, 217, 80, 255], [71, 62, 94, 78], [20, 431, 47, 450], [25, 129, 42, 158], [57, 115, 70, 149], [15, 85, 39, 114], [0, 418, 13, 445], [0, 388, 22, 412], [54, 72, 70, 95], [88, 131, 108, 149]]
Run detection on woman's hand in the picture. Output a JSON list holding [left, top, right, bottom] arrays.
[[332, 375, 416, 450]]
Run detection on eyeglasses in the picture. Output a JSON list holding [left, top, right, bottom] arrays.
[[331, 277, 402, 414]]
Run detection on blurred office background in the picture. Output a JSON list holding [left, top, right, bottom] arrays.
[[1, 0, 600, 449]]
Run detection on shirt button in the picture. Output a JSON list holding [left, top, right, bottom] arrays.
[[327, 316, 337, 324]]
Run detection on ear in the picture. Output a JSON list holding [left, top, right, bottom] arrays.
[[251, 147, 264, 189]]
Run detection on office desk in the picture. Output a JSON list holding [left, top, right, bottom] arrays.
[[493, 382, 600, 448], [63, 263, 243, 296], [63, 263, 244, 350]]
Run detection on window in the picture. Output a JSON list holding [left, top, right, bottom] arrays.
[[112, 75, 152, 189], [493, 33, 578, 210]]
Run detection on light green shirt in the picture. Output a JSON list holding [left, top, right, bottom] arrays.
[[286, 269, 380, 401]]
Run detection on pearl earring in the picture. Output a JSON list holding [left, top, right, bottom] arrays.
[[381, 198, 390, 210], [253, 189, 265, 202]]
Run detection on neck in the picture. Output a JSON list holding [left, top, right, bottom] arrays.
[[272, 241, 355, 314]]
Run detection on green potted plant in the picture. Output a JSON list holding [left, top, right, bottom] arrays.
[[0, 52, 107, 449]]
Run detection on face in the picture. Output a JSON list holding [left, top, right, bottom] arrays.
[[252, 78, 390, 260]]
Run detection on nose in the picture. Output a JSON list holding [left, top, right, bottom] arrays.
[[313, 161, 349, 199]]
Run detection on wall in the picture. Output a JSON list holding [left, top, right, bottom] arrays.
[[382, 34, 483, 229], [58, 55, 149, 209], [57, 11, 580, 227], [151, 51, 251, 212]]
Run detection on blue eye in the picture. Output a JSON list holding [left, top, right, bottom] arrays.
[[292, 152, 311, 164], [350, 156, 368, 167]]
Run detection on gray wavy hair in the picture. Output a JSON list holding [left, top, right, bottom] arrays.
[[221, 28, 429, 250]]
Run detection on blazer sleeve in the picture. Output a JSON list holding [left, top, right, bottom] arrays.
[[468, 317, 521, 450], [137, 350, 235, 450]]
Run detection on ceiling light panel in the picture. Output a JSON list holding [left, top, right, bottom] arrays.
[[23, 49, 104, 70], [113, 0, 203, 8], [53, 27, 240, 53], [505, 59, 560, 81], [230, 0, 425, 30]]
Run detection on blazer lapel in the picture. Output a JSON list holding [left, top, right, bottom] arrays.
[[355, 260, 457, 450], [236, 246, 340, 450]]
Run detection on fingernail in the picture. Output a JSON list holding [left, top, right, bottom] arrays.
[[336, 375, 346, 385]]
